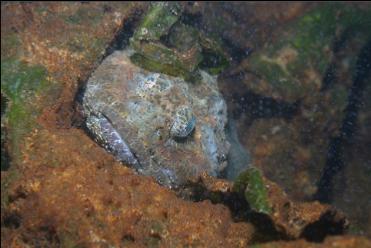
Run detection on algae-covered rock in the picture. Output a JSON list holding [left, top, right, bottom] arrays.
[[132, 2, 182, 42], [1, 58, 60, 214], [1, 59, 59, 163], [233, 167, 272, 214], [244, 3, 371, 102], [82, 49, 230, 188], [167, 22, 203, 72], [130, 2, 229, 81], [130, 39, 202, 82], [220, 2, 371, 203], [0, 1, 147, 220]]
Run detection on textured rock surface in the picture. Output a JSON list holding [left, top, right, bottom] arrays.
[[218, 3, 371, 236], [182, 2, 321, 71], [185, 173, 348, 242], [129, 2, 229, 82], [228, 3, 371, 102], [2, 2, 370, 247], [82, 49, 230, 187], [1, 129, 254, 247], [1, 3, 254, 247]]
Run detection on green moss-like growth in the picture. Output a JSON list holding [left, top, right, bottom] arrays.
[[130, 41, 188, 75], [1, 59, 59, 163], [168, 22, 200, 52], [248, 3, 371, 101], [167, 22, 203, 72], [133, 2, 182, 41], [130, 52, 201, 83], [290, 3, 371, 75], [130, 38, 203, 82], [131, 21, 204, 79], [233, 167, 272, 215], [130, 2, 229, 80], [198, 32, 229, 75], [131, 40, 188, 70]]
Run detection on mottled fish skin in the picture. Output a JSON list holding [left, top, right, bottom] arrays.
[[82, 50, 231, 187], [86, 114, 142, 171], [146, 166, 179, 189]]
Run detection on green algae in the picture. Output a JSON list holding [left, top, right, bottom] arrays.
[[1, 60, 47, 145], [248, 3, 371, 101], [130, 49, 189, 78], [233, 167, 272, 215], [290, 3, 371, 75], [130, 45, 202, 83], [1, 59, 59, 164], [168, 22, 199, 51], [198, 32, 229, 75], [167, 22, 203, 72], [130, 1, 229, 80], [133, 2, 182, 42], [249, 56, 304, 99], [1, 12, 60, 217], [131, 37, 204, 82], [131, 40, 187, 69]]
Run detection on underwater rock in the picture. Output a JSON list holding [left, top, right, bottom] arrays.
[[132, 2, 181, 42], [219, 3, 371, 204], [129, 2, 229, 82], [183, 171, 348, 241], [2, 133, 253, 247], [82, 49, 230, 188], [1, 59, 60, 167], [182, 2, 314, 64], [231, 3, 371, 102]]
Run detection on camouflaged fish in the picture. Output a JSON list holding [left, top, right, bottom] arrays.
[[82, 49, 230, 188]]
